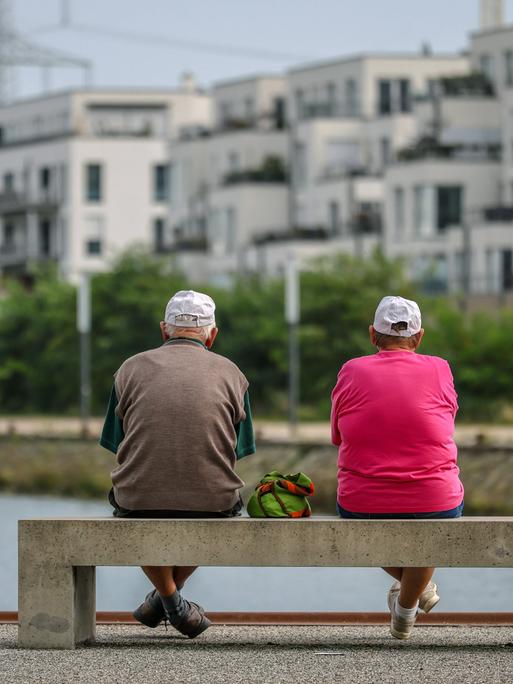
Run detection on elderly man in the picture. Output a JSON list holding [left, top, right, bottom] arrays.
[[100, 290, 255, 638]]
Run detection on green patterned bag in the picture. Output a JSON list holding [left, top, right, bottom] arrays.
[[247, 471, 315, 518]]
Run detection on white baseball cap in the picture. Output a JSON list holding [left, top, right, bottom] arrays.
[[164, 290, 216, 328], [373, 296, 422, 337]]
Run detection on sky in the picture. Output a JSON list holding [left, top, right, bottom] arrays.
[[8, 0, 513, 98]]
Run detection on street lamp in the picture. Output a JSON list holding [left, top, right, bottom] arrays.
[[285, 254, 300, 436], [76, 272, 92, 434]]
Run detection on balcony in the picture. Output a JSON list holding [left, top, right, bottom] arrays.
[[298, 101, 360, 121], [171, 236, 209, 252], [397, 136, 501, 163], [483, 206, 513, 222], [223, 156, 288, 185], [253, 226, 330, 246], [0, 189, 61, 215]]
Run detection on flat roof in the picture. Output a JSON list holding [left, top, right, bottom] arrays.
[[289, 52, 467, 74], [213, 73, 285, 89]]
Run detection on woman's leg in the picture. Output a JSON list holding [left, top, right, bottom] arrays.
[[397, 567, 435, 608]]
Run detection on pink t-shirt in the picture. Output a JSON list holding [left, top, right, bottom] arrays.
[[330, 350, 463, 513]]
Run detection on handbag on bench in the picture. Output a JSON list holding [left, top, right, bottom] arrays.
[[247, 471, 315, 518]]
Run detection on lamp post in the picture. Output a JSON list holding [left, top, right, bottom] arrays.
[[77, 272, 91, 435], [285, 254, 300, 437]]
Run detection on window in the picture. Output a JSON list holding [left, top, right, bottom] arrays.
[[3, 172, 14, 192], [325, 139, 360, 173], [380, 137, 391, 167], [502, 249, 513, 291], [329, 201, 340, 235], [153, 164, 169, 202], [244, 97, 255, 123], [394, 187, 405, 237], [40, 167, 51, 190], [3, 222, 15, 249], [84, 216, 104, 256], [436, 186, 462, 231], [345, 79, 358, 116], [413, 185, 435, 237], [505, 51, 513, 87], [326, 82, 337, 115], [378, 80, 392, 115], [399, 79, 411, 113], [295, 89, 304, 119], [273, 97, 286, 129], [228, 152, 239, 173], [85, 164, 102, 202], [293, 143, 307, 187], [480, 54, 494, 83], [39, 219, 51, 256], [154, 217, 166, 252]]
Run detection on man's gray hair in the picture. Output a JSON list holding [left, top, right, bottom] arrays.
[[165, 322, 215, 343]]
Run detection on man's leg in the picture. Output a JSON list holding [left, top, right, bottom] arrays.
[[140, 566, 198, 594]]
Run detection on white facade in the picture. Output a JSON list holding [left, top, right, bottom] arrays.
[[0, 85, 211, 281]]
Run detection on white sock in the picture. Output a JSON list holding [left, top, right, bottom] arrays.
[[395, 597, 418, 619]]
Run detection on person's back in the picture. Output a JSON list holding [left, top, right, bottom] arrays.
[[332, 350, 461, 514], [331, 295, 464, 641], [112, 339, 248, 512]]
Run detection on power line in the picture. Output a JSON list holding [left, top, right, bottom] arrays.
[[31, 21, 314, 63]]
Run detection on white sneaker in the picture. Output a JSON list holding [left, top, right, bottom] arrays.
[[390, 597, 418, 640], [387, 580, 440, 614]]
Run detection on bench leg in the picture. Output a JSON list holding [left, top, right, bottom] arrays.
[[18, 563, 96, 649]]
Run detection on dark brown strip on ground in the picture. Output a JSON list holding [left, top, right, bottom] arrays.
[[2, 612, 513, 625]]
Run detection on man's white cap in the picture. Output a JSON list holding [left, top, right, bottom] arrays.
[[373, 296, 422, 337], [164, 290, 216, 328]]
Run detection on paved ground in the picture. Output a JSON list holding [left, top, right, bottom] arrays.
[[2, 624, 513, 683]]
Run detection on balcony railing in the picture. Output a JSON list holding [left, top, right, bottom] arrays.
[[0, 189, 61, 214], [253, 226, 330, 245], [483, 206, 513, 222], [223, 156, 288, 185], [397, 137, 501, 163]]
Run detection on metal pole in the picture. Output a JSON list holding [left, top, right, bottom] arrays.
[[77, 273, 92, 433], [285, 255, 300, 436]]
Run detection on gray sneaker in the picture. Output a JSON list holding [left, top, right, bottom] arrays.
[[168, 600, 211, 639], [387, 580, 440, 614], [390, 597, 418, 640], [133, 589, 165, 628]]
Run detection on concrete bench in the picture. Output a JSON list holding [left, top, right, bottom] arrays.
[[18, 516, 513, 649]]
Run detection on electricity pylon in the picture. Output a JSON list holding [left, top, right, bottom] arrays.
[[0, 0, 91, 105]]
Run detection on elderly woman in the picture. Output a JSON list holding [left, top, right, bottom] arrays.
[[330, 296, 464, 640]]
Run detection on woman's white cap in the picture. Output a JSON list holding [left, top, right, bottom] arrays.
[[164, 290, 216, 327], [373, 296, 421, 337]]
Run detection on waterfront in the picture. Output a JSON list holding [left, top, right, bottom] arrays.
[[2, 494, 513, 612]]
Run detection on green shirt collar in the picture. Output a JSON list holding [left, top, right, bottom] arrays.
[[164, 337, 207, 350]]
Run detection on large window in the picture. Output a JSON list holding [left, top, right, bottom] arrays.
[[505, 51, 513, 86], [154, 217, 166, 252], [39, 219, 51, 256], [345, 79, 358, 116], [84, 216, 104, 255], [437, 186, 462, 231], [85, 164, 102, 202], [480, 54, 495, 84], [378, 80, 392, 115], [153, 164, 169, 202], [399, 79, 411, 113], [329, 200, 340, 235], [413, 185, 435, 237]]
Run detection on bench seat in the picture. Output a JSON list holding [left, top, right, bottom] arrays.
[[18, 516, 513, 648]]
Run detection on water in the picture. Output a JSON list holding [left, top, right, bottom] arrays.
[[1, 494, 512, 612]]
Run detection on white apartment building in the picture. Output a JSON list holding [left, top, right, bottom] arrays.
[[0, 80, 211, 282], [3, 1, 513, 297]]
